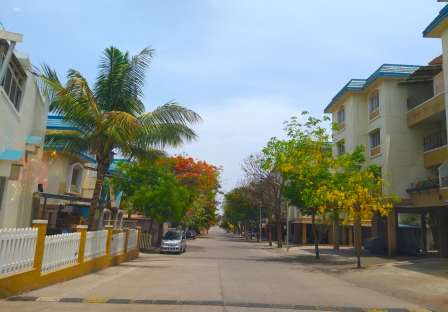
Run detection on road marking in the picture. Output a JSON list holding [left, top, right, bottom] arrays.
[[4, 296, 430, 311]]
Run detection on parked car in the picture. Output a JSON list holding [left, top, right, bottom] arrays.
[[160, 230, 187, 254], [186, 229, 197, 239]]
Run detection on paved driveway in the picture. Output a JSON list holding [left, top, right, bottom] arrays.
[[0, 227, 428, 311]]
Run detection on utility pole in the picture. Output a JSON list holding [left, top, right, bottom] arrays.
[[286, 202, 290, 252], [258, 206, 262, 242]]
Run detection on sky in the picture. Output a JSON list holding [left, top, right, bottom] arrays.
[[1, 1, 445, 193]]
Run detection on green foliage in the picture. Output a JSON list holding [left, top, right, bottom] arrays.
[[112, 160, 191, 224], [223, 187, 258, 228]]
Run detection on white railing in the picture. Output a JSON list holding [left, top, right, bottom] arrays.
[[127, 229, 138, 251], [139, 232, 152, 250], [84, 230, 108, 261], [42, 232, 80, 273], [111, 232, 125, 255], [0, 228, 37, 276]]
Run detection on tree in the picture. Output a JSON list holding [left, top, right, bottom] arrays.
[[263, 113, 333, 258], [112, 159, 191, 244], [40, 47, 201, 229], [242, 154, 278, 245], [223, 187, 258, 238], [165, 156, 221, 230], [317, 146, 395, 268]]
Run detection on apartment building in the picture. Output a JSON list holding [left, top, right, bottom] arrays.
[[0, 29, 49, 228]]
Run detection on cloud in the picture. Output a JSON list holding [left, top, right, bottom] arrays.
[[12, 7, 22, 13], [169, 95, 301, 192]]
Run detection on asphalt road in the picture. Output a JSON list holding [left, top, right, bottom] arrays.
[[0, 227, 427, 312]]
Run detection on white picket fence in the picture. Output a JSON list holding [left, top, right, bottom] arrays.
[[0, 228, 37, 276], [111, 232, 125, 255], [127, 229, 138, 251], [42, 232, 80, 273], [84, 230, 108, 261]]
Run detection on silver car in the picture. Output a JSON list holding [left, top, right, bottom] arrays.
[[160, 230, 187, 254]]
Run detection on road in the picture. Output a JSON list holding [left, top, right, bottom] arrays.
[[0, 227, 427, 312]]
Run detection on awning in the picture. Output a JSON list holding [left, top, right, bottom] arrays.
[[399, 64, 443, 85], [38, 192, 92, 203], [0, 149, 24, 161]]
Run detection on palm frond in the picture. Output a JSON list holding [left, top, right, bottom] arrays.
[[141, 101, 202, 126]]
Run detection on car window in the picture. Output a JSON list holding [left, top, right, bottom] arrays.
[[163, 231, 181, 240]]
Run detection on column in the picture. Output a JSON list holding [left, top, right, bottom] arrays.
[[105, 225, 114, 256], [387, 209, 397, 256], [76, 225, 88, 263], [32, 220, 48, 273]]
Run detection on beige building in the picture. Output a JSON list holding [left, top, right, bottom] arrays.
[[0, 29, 48, 228], [322, 5, 448, 257], [37, 115, 125, 232]]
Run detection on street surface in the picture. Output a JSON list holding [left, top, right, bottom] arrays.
[[0, 227, 428, 312]]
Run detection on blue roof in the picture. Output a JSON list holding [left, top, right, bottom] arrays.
[[324, 64, 420, 113], [46, 115, 77, 131], [423, 5, 448, 38], [0, 149, 24, 161]]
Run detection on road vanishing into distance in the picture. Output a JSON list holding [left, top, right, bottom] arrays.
[[0, 227, 425, 312]]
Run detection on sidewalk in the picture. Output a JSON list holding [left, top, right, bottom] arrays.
[[260, 243, 448, 311]]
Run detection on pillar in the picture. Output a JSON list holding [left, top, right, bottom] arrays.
[[76, 225, 88, 263], [421, 213, 427, 252], [301, 223, 307, 244], [136, 226, 142, 251], [32, 220, 48, 273], [387, 209, 397, 257], [105, 225, 114, 256], [123, 229, 129, 254], [438, 210, 448, 258], [341, 226, 347, 246], [348, 226, 354, 246]]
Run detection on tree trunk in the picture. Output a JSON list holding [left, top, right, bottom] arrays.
[[333, 217, 340, 251], [311, 210, 320, 259], [88, 161, 108, 230], [268, 220, 272, 246], [276, 217, 282, 248], [354, 214, 362, 268]]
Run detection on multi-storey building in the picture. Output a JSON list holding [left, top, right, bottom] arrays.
[[322, 4, 448, 258], [0, 29, 49, 228]]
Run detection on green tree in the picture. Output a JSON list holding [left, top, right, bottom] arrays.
[[40, 47, 201, 229], [264, 113, 333, 258], [112, 160, 191, 244], [223, 187, 258, 238]]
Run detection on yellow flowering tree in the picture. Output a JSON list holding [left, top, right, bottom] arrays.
[[318, 146, 394, 268]]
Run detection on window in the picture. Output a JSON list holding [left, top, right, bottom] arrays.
[[369, 129, 381, 149], [336, 140, 345, 156], [336, 108, 345, 124], [68, 163, 84, 193], [0, 49, 26, 111], [369, 90, 380, 115]]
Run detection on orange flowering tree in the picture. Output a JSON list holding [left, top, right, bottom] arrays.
[[164, 156, 221, 230]]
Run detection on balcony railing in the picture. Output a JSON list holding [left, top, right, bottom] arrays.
[[407, 93, 434, 111], [407, 177, 440, 193], [441, 176, 448, 188], [423, 131, 447, 152]]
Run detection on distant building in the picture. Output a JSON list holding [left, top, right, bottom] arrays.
[[0, 29, 49, 228]]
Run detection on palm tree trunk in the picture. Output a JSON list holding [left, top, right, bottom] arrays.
[[354, 214, 362, 268], [88, 161, 108, 230], [311, 210, 320, 259]]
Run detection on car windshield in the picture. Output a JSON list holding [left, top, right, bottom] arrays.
[[163, 231, 181, 240]]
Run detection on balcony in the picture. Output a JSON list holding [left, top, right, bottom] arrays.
[[407, 92, 445, 127], [423, 131, 448, 168], [406, 178, 448, 207]]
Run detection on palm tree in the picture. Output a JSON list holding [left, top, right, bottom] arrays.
[[40, 47, 201, 229]]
